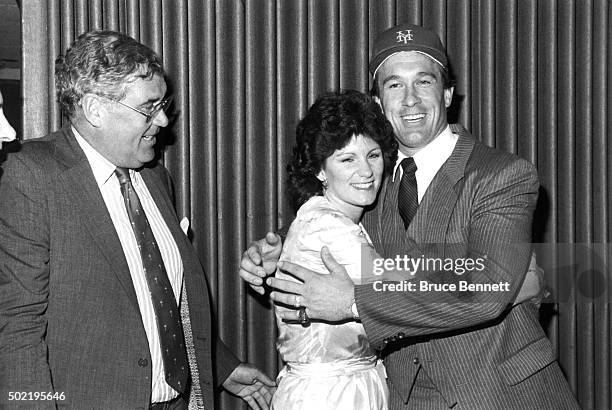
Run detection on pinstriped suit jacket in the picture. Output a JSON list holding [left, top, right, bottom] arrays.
[[358, 125, 578, 409], [0, 127, 240, 409]]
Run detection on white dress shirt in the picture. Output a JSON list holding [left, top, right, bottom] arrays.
[[392, 125, 458, 202], [73, 128, 184, 403]]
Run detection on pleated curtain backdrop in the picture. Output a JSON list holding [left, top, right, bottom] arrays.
[[19, 1, 611, 409]]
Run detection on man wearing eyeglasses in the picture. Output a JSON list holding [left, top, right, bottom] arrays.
[[0, 31, 274, 409]]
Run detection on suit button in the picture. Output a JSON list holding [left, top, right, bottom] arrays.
[[413, 357, 420, 365], [382, 338, 389, 345], [397, 332, 406, 339], [138, 358, 149, 367], [390, 336, 397, 342]]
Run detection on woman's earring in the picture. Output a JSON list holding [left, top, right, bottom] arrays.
[[321, 179, 328, 190]]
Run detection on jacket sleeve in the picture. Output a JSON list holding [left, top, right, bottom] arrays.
[[0, 153, 55, 408], [355, 157, 539, 350], [214, 338, 241, 387]]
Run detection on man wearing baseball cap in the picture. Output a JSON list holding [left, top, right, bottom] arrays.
[[242, 23, 578, 408]]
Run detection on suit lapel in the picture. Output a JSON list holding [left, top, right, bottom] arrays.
[[54, 128, 140, 312], [409, 124, 475, 243], [409, 171, 456, 243]]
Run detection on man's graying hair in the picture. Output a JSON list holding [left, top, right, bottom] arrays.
[[55, 30, 164, 119]]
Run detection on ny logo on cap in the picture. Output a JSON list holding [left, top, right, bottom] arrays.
[[396, 30, 414, 44]]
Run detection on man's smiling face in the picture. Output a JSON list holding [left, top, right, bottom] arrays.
[[375, 51, 453, 156]]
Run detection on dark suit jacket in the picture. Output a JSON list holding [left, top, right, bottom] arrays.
[[0, 127, 240, 409], [357, 125, 578, 409]]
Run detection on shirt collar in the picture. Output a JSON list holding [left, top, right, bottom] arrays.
[[72, 126, 136, 188], [392, 125, 457, 181]]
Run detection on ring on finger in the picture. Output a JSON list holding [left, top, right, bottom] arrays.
[[298, 307, 310, 326]]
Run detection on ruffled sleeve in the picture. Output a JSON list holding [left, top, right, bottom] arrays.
[[280, 198, 376, 284]]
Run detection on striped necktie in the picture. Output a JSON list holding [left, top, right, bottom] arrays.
[[115, 167, 189, 394]]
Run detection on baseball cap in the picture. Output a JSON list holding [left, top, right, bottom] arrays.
[[369, 23, 448, 78]]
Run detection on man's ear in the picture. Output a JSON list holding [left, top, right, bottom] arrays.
[[372, 77, 384, 110], [80, 94, 105, 128], [444, 87, 454, 108], [373, 95, 382, 110]]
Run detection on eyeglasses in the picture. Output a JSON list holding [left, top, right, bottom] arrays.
[[105, 95, 173, 123]]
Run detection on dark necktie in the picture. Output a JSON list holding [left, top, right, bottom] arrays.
[[114, 167, 189, 394], [398, 157, 418, 229]]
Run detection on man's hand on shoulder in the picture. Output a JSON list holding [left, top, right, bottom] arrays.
[[239, 232, 282, 295], [513, 251, 546, 306], [269, 246, 355, 322]]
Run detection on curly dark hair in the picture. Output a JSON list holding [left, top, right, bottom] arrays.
[[55, 30, 164, 119], [287, 89, 397, 208]]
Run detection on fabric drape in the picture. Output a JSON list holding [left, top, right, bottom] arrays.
[[20, 1, 611, 409]]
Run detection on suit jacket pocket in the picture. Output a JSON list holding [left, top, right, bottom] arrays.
[[497, 336, 555, 385]]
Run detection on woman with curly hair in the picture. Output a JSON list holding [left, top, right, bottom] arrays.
[[272, 90, 397, 409]]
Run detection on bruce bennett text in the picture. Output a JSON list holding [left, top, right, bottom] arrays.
[[372, 280, 511, 293]]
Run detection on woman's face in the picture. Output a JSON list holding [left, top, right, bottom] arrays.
[[0, 91, 17, 147], [318, 134, 384, 222]]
